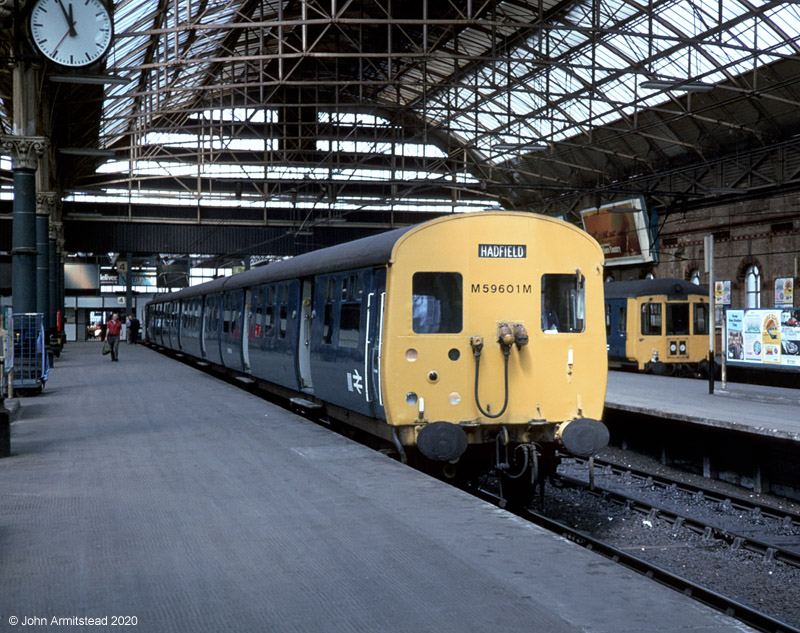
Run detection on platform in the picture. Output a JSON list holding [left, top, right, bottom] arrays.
[[606, 370, 800, 443], [1, 343, 754, 633]]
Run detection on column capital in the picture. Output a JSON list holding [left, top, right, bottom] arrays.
[[49, 220, 63, 241], [36, 191, 58, 215], [0, 136, 49, 170]]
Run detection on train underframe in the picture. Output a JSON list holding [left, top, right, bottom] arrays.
[[644, 359, 716, 378]]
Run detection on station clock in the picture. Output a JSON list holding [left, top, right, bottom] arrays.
[[29, 0, 113, 67]]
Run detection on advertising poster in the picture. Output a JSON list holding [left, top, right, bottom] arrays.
[[760, 312, 781, 364], [726, 308, 800, 369], [775, 278, 794, 307], [743, 311, 763, 362], [715, 281, 731, 306], [726, 311, 744, 360], [781, 309, 800, 366]]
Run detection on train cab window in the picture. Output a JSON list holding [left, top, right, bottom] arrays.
[[693, 303, 709, 335], [412, 272, 463, 334], [541, 274, 585, 333], [641, 303, 662, 335], [666, 303, 690, 335]]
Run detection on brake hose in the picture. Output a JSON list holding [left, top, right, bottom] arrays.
[[472, 339, 510, 419]]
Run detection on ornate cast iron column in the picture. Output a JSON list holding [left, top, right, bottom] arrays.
[[1, 136, 49, 314], [36, 192, 57, 327]]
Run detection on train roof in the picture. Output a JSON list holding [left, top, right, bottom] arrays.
[[148, 224, 415, 303], [604, 278, 708, 300], [147, 211, 594, 305]]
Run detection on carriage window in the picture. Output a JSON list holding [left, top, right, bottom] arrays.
[[541, 274, 585, 333], [251, 289, 263, 337], [605, 304, 610, 336], [338, 304, 361, 348], [264, 285, 275, 337], [641, 303, 662, 335], [279, 284, 288, 339], [222, 294, 233, 334], [322, 303, 334, 345], [412, 272, 463, 334], [693, 303, 709, 335], [666, 303, 690, 335], [619, 307, 627, 333]]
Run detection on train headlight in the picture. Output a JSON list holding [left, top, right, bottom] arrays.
[[405, 392, 418, 405], [448, 392, 461, 405], [670, 342, 677, 354], [679, 342, 687, 354]]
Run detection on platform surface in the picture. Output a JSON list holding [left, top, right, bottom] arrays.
[[1, 343, 754, 632], [606, 370, 800, 442]]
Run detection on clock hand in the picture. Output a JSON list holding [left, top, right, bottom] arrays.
[[67, 3, 77, 37], [52, 27, 72, 54], [56, 0, 77, 36]]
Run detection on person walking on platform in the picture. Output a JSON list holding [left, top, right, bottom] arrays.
[[105, 312, 123, 362], [129, 315, 140, 345]]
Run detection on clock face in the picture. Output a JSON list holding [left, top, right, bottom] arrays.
[[30, 0, 113, 67]]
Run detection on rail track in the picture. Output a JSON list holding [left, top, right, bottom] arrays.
[[471, 482, 800, 633], [576, 456, 800, 530]]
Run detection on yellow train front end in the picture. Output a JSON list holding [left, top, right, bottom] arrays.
[[380, 212, 608, 485], [629, 292, 711, 375]]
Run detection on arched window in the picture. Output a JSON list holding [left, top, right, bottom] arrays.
[[690, 269, 701, 285], [745, 265, 761, 308]]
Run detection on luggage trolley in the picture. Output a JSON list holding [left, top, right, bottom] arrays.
[[11, 313, 50, 396]]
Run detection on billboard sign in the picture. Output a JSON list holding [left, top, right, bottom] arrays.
[[726, 308, 800, 369]]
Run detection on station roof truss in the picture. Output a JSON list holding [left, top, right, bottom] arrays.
[[2, 0, 800, 258]]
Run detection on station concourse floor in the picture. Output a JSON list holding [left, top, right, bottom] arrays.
[[1, 343, 756, 633]]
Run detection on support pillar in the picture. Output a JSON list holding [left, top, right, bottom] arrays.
[[48, 230, 58, 331], [36, 193, 56, 326], [125, 252, 133, 318], [2, 137, 48, 315]]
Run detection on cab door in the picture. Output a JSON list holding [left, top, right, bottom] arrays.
[[606, 298, 627, 360], [365, 268, 386, 419], [297, 278, 314, 391]]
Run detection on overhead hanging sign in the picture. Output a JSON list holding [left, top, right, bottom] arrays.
[[580, 197, 654, 266]]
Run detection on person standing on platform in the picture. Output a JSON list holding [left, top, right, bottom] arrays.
[[129, 315, 140, 345], [105, 312, 123, 362]]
